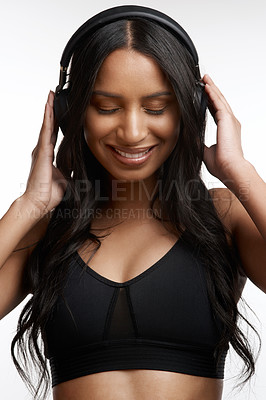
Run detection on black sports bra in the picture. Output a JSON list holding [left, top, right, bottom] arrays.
[[43, 235, 228, 387]]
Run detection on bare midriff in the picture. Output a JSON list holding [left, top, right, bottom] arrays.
[[52, 370, 224, 400]]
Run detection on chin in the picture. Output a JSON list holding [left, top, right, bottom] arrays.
[[101, 169, 155, 182]]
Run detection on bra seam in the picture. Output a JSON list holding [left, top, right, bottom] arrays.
[[125, 285, 139, 338], [103, 287, 119, 341]]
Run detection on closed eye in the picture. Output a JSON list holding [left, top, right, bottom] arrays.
[[97, 108, 120, 114], [144, 107, 167, 115], [97, 107, 167, 115]]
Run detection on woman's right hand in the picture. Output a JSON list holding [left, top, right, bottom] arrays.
[[23, 91, 68, 215]]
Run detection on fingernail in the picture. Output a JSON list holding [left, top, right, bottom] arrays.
[[47, 90, 53, 107]]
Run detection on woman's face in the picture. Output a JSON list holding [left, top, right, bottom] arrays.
[[84, 48, 181, 182]]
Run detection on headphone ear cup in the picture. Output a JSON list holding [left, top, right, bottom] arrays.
[[54, 88, 70, 135]]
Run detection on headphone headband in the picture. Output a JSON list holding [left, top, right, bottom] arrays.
[[54, 5, 206, 134], [56, 5, 200, 94], [60, 6, 199, 68]]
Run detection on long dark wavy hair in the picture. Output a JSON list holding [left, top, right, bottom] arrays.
[[11, 18, 260, 399]]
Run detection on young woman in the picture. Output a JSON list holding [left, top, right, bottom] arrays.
[[0, 5, 265, 400]]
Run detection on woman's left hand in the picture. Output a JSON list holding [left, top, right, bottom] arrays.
[[203, 75, 266, 294], [202, 74, 245, 184]]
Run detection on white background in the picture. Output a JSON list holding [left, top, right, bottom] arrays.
[[0, 0, 265, 399]]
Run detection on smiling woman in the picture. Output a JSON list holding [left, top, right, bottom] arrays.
[[84, 49, 180, 178], [0, 4, 265, 400]]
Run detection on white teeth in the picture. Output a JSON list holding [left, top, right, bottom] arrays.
[[113, 147, 150, 158]]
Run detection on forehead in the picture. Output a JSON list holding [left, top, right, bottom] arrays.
[[94, 49, 173, 93]]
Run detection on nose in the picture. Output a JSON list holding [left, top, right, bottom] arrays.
[[116, 109, 147, 144]]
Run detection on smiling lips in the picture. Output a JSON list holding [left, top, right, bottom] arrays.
[[114, 147, 150, 158], [108, 145, 157, 165]]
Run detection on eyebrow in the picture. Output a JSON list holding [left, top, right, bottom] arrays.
[[92, 90, 173, 99]]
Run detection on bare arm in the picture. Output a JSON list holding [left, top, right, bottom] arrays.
[[0, 198, 53, 319], [0, 92, 67, 319], [0, 197, 48, 271], [203, 74, 266, 293]]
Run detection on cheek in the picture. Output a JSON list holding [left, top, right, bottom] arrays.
[[83, 110, 108, 147], [155, 116, 180, 148], [171, 119, 181, 145]]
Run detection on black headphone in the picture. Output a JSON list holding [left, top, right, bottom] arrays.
[[54, 5, 206, 135]]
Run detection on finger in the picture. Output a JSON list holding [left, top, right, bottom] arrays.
[[47, 90, 55, 108], [203, 74, 233, 114], [51, 124, 59, 147], [205, 82, 231, 113], [204, 75, 232, 113], [46, 91, 59, 146], [38, 91, 56, 147], [205, 84, 232, 123]]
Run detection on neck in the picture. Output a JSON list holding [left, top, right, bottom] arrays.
[[100, 174, 162, 220]]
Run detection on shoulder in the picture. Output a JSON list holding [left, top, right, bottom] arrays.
[[209, 187, 266, 293], [208, 187, 252, 236], [208, 187, 248, 293], [208, 187, 235, 233]]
